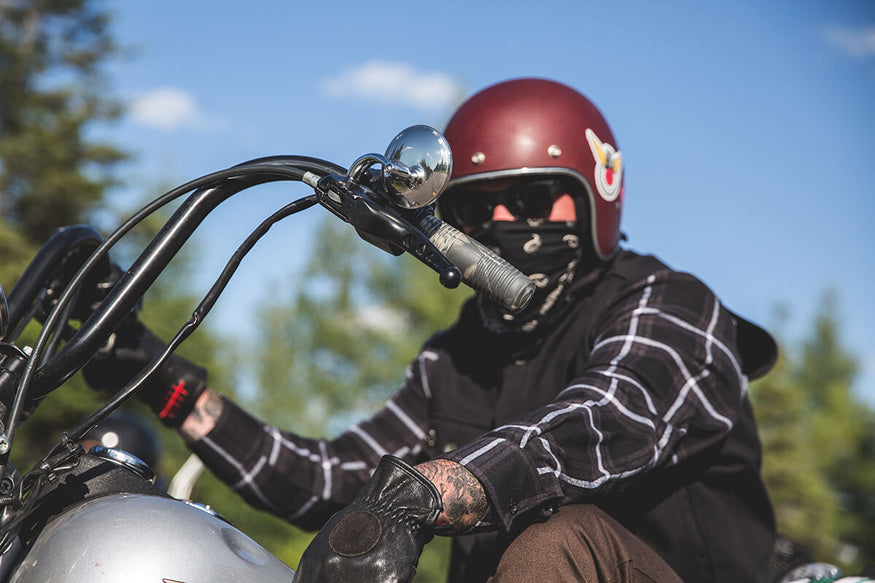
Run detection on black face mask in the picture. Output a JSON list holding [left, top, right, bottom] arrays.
[[473, 221, 582, 334]]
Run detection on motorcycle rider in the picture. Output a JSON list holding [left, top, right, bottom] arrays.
[[85, 78, 778, 582]]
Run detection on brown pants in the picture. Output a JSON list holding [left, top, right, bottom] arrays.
[[487, 505, 683, 583]]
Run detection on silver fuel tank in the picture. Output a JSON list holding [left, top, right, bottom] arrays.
[[8, 493, 296, 582]]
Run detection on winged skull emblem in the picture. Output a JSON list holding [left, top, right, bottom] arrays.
[[585, 128, 623, 203]]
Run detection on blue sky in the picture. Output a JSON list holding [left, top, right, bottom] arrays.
[[97, 0, 875, 403]]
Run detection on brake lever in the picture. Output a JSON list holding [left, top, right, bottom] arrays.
[[313, 174, 461, 289]]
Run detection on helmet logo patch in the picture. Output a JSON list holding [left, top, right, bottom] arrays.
[[585, 129, 623, 202]]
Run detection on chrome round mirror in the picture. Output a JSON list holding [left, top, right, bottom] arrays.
[[382, 125, 453, 209], [0, 282, 7, 341]]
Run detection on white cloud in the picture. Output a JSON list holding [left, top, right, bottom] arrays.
[[129, 87, 218, 131], [320, 62, 464, 111], [823, 25, 875, 59]]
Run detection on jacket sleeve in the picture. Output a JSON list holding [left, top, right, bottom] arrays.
[[187, 354, 435, 530], [440, 269, 750, 532]]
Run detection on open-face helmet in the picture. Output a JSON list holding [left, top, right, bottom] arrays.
[[439, 78, 624, 260], [82, 410, 161, 469]]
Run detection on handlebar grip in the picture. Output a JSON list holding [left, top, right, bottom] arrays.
[[417, 214, 534, 314]]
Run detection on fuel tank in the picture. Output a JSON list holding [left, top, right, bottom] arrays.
[[8, 493, 295, 582]]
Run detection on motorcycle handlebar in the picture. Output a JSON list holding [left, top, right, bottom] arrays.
[[29, 162, 321, 399], [2, 136, 533, 467]]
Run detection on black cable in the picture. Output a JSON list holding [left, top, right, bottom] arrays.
[[37, 286, 81, 368]]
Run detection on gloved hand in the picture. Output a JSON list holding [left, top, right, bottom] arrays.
[[294, 455, 442, 583], [83, 320, 207, 427]]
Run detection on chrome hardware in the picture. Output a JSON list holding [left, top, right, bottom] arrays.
[[348, 125, 453, 209], [89, 445, 156, 483]]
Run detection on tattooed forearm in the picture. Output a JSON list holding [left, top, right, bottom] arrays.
[[415, 459, 488, 533], [179, 389, 224, 442]]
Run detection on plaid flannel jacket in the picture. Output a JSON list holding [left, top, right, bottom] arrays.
[[190, 251, 760, 537]]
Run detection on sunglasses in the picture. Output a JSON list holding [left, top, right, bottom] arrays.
[[441, 178, 564, 228]]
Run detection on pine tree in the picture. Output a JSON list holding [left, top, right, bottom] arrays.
[[0, 5, 244, 552], [0, 0, 127, 246], [795, 295, 874, 572], [752, 293, 875, 573], [0, 0, 128, 466], [752, 351, 842, 559]]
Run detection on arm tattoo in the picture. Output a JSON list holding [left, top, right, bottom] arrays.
[[415, 459, 488, 533], [179, 389, 224, 442]]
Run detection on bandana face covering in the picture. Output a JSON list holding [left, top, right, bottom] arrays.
[[474, 221, 582, 334]]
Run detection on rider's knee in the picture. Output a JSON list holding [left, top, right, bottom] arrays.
[[489, 504, 682, 583]]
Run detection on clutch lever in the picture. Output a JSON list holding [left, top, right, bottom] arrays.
[[311, 173, 461, 290]]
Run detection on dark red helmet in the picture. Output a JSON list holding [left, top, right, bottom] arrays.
[[439, 78, 624, 259]]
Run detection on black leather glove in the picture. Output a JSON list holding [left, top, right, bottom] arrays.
[[83, 320, 207, 427], [294, 455, 442, 583]]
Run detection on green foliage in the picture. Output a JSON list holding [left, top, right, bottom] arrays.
[[0, 0, 127, 471], [251, 216, 470, 434], [753, 352, 842, 558], [752, 293, 875, 573], [0, 0, 127, 244], [0, 217, 37, 287]]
